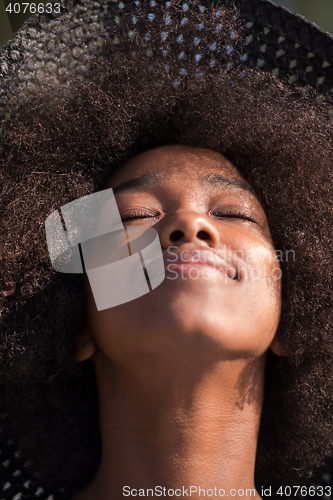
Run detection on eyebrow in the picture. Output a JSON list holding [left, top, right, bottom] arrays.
[[112, 171, 161, 195], [112, 170, 260, 203], [204, 174, 261, 203]]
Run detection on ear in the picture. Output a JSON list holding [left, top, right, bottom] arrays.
[[73, 330, 97, 362], [270, 337, 288, 357]]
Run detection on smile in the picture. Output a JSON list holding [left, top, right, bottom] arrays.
[[163, 249, 239, 281]]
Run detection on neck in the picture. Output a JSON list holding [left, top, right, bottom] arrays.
[[74, 348, 265, 500]]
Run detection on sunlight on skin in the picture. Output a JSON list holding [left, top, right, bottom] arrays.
[[73, 145, 283, 500]]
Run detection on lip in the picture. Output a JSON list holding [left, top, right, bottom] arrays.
[[163, 249, 238, 280]]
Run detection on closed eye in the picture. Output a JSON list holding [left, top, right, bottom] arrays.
[[121, 209, 160, 222], [209, 209, 258, 224], [121, 209, 258, 224]]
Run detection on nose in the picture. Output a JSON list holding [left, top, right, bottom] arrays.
[[159, 210, 220, 249]]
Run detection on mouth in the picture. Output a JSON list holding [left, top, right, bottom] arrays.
[[163, 249, 239, 281]]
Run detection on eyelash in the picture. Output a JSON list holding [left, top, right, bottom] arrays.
[[121, 210, 159, 222], [121, 209, 258, 224], [209, 209, 258, 224]]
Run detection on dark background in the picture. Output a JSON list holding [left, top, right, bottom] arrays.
[[1, 0, 333, 49]]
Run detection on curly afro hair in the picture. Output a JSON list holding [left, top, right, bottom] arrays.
[[1, 0, 333, 496]]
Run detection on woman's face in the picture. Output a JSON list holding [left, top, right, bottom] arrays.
[[82, 145, 282, 364]]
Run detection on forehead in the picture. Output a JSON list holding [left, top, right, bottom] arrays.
[[106, 145, 248, 187]]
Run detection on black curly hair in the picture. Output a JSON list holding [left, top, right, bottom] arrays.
[[1, 1, 333, 496]]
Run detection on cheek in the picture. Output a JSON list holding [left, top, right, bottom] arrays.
[[83, 275, 149, 359], [235, 241, 282, 347], [241, 244, 281, 285]]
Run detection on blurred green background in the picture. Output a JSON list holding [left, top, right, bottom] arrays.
[[0, 0, 333, 49], [274, 0, 333, 35]]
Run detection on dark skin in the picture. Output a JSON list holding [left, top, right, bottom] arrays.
[[73, 145, 283, 500]]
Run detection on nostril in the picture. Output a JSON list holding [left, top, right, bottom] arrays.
[[170, 229, 184, 241], [226, 266, 239, 280], [197, 230, 210, 240], [169, 229, 211, 242]]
